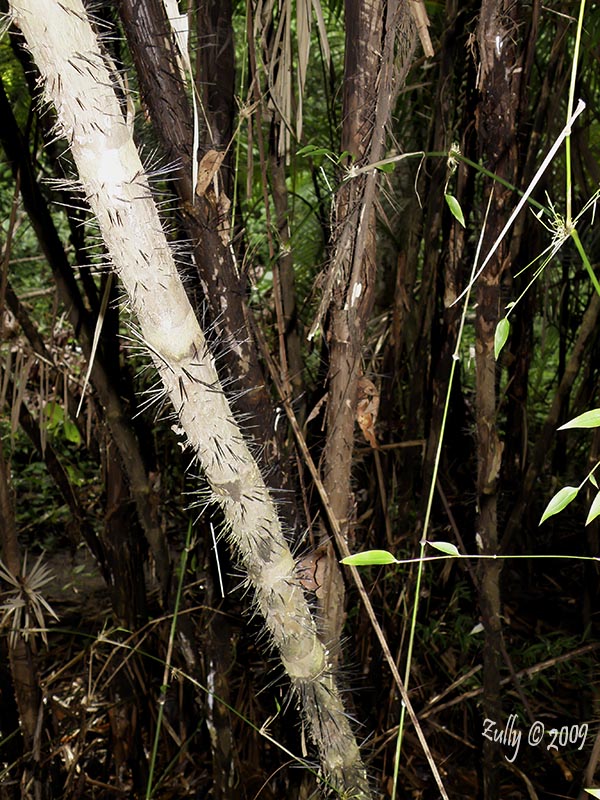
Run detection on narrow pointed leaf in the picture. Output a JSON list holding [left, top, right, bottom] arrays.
[[64, 418, 81, 445], [296, 145, 333, 158], [340, 550, 398, 566], [591, 474, 599, 489], [45, 402, 63, 426], [584, 790, 600, 798], [539, 486, 579, 524], [494, 318, 510, 360], [558, 409, 600, 430], [586, 493, 600, 526], [428, 541, 459, 557], [444, 194, 465, 227]]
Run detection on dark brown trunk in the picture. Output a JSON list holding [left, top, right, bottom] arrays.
[[203, 577, 238, 799], [475, 2, 523, 797], [319, 0, 415, 652], [421, 0, 476, 502], [318, 0, 384, 653], [118, 0, 284, 479], [196, 0, 235, 175], [0, 77, 171, 598], [102, 436, 148, 626], [270, 153, 305, 415]]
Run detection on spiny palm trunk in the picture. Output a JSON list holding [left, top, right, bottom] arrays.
[[8, 0, 370, 794]]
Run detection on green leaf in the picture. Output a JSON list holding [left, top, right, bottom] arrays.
[[428, 540, 460, 557], [494, 318, 510, 360], [65, 464, 85, 486], [444, 194, 465, 227], [540, 486, 579, 524], [44, 402, 64, 427], [340, 550, 398, 566], [558, 408, 600, 430], [376, 161, 395, 173], [586, 493, 600, 526], [584, 790, 600, 798], [63, 418, 81, 445], [296, 145, 333, 158], [591, 474, 599, 490]]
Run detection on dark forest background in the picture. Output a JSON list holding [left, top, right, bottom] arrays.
[[1, 1, 600, 798]]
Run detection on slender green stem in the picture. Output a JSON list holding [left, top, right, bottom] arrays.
[[434, 153, 548, 214], [146, 519, 193, 799], [390, 189, 493, 800], [350, 150, 548, 214], [394, 552, 600, 565], [230, 3, 249, 235], [578, 458, 600, 491], [570, 228, 600, 298], [565, 0, 586, 226]]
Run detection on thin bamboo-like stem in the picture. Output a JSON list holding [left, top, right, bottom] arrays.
[[251, 318, 450, 800], [390, 191, 492, 800], [565, 0, 586, 226], [146, 519, 193, 799]]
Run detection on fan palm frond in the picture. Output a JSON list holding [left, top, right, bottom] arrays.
[[0, 553, 59, 648]]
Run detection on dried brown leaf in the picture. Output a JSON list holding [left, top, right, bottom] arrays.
[[357, 376, 379, 449], [410, 0, 434, 58], [195, 150, 226, 198]]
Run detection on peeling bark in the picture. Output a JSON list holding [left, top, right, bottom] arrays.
[[319, 0, 415, 653]]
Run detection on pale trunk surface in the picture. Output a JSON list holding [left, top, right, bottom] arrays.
[[8, 0, 370, 794]]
